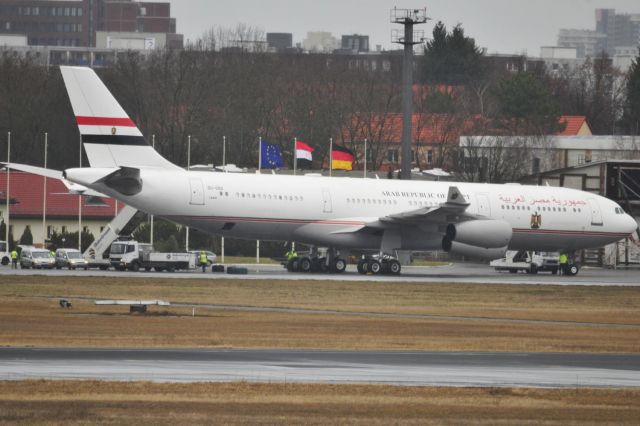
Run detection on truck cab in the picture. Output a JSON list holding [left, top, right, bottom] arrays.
[[109, 240, 151, 270]]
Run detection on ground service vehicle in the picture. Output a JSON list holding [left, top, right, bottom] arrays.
[[55, 248, 89, 270], [20, 247, 55, 269], [491, 250, 563, 274], [109, 240, 195, 272], [0, 241, 9, 265]]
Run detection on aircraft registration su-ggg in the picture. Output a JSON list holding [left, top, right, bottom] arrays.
[[5, 67, 637, 275]]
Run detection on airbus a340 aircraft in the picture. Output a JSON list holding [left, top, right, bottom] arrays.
[[6, 67, 638, 275]]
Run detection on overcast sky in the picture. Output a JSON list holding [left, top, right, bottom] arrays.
[[172, 0, 639, 55]]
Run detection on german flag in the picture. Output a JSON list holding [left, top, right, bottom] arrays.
[[331, 144, 354, 170]]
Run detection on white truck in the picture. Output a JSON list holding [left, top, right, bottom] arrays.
[[109, 240, 196, 272], [1, 241, 10, 266], [490, 250, 560, 275]]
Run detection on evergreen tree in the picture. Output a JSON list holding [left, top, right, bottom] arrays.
[[492, 72, 562, 135], [19, 226, 33, 246], [422, 22, 483, 85]]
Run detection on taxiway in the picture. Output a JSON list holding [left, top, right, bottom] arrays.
[[1, 348, 639, 388], [1, 262, 639, 286]]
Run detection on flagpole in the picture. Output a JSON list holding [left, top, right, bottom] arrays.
[[293, 137, 297, 176], [363, 138, 367, 179], [329, 137, 333, 177], [258, 136, 262, 172], [222, 135, 225, 263], [222, 135, 226, 171], [185, 135, 190, 252], [42, 132, 47, 247], [150, 134, 155, 247], [5, 132, 10, 249]]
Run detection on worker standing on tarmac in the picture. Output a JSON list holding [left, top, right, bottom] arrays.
[[559, 251, 569, 275], [10, 249, 18, 269], [199, 251, 209, 273]]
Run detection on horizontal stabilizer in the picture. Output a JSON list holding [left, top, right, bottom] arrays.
[[1, 162, 106, 197]]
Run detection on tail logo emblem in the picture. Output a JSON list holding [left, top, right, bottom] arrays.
[[111, 127, 117, 135]]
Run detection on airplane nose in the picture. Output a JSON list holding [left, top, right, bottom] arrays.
[[624, 214, 638, 235]]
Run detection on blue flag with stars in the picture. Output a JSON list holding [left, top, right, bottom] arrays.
[[260, 140, 284, 169]]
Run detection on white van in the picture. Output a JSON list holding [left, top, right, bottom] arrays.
[[20, 247, 55, 269]]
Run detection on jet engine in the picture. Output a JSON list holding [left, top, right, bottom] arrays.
[[441, 219, 512, 260], [443, 220, 512, 249], [442, 240, 508, 260]]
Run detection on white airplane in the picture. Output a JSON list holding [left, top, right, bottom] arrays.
[[5, 66, 638, 275]]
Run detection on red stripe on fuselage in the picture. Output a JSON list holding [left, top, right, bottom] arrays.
[[76, 116, 136, 127]]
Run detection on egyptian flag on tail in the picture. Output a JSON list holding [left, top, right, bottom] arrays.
[[295, 141, 314, 169], [331, 144, 355, 170]]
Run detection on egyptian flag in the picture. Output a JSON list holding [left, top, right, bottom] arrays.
[[331, 144, 354, 170], [295, 141, 314, 169]]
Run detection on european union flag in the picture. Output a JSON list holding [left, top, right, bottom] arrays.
[[260, 140, 284, 169]]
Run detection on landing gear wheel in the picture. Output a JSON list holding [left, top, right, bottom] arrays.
[[567, 264, 579, 276], [388, 259, 401, 275], [333, 258, 347, 273], [286, 258, 300, 272], [357, 259, 368, 274], [299, 257, 312, 273], [368, 259, 382, 275]]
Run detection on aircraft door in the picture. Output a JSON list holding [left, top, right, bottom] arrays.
[[476, 193, 491, 217], [189, 178, 205, 205], [587, 198, 603, 226], [322, 188, 332, 213]]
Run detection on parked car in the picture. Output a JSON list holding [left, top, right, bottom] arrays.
[[20, 247, 55, 269], [189, 250, 217, 265], [55, 248, 89, 270]]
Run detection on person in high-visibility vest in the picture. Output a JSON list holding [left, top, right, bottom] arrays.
[[199, 251, 209, 273], [10, 249, 18, 269], [285, 249, 298, 261], [559, 252, 569, 275]]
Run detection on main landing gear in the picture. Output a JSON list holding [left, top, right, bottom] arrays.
[[356, 254, 401, 276], [285, 248, 347, 274]]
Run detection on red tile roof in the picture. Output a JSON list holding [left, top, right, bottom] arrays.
[[558, 116, 590, 136], [0, 172, 121, 219], [344, 114, 591, 143], [344, 113, 477, 145]]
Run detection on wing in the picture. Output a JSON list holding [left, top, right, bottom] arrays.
[[379, 186, 474, 225], [325, 186, 477, 237]]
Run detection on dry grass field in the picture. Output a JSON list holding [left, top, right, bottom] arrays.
[[1, 381, 639, 425], [1, 275, 639, 352]]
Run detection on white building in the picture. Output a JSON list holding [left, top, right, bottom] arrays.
[[302, 31, 339, 53]]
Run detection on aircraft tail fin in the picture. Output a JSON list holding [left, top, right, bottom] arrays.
[[60, 66, 178, 170]]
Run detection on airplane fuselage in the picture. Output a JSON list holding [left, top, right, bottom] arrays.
[[66, 168, 636, 252]]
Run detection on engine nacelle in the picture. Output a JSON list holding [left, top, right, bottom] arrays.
[[445, 220, 512, 249], [442, 240, 507, 260]]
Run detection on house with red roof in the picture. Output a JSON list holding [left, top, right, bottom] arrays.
[[558, 116, 593, 136], [341, 112, 590, 171], [0, 171, 123, 248]]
